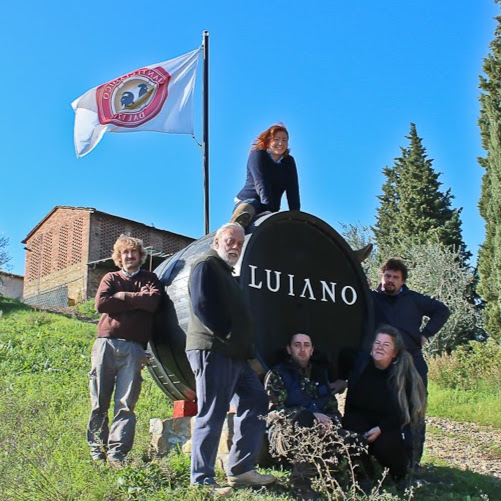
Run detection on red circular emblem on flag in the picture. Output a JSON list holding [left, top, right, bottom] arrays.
[[96, 66, 171, 128]]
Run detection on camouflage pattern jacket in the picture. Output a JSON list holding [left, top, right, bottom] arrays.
[[264, 358, 340, 421]]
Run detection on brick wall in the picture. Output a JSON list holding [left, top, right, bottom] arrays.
[[88, 212, 193, 263], [23, 207, 194, 305], [23, 208, 91, 302], [86, 213, 193, 298]]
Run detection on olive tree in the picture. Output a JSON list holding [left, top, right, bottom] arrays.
[[341, 224, 480, 354], [404, 239, 480, 354], [0, 235, 11, 272]]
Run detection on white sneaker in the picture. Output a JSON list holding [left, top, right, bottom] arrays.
[[227, 469, 276, 487]]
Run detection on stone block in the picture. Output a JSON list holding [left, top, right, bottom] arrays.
[[150, 413, 236, 469], [149, 416, 192, 457]]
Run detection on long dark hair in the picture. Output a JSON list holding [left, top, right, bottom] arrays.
[[373, 325, 427, 426]]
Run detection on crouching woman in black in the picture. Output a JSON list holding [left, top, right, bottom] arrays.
[[341, 325, 426, 482]]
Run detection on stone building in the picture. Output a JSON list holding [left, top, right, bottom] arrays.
[[0, 271, 24, 300], [22, 206, 194, 307]]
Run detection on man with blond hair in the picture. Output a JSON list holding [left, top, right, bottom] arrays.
[[186, 222, 275, 493], [87, 234, 162, 467]]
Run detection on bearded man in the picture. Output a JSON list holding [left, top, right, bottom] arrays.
[[372, 257, 450, 467], [186, 223, 275, 493]]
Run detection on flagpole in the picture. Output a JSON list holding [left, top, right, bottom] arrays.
[[202, 31, 210, 235]]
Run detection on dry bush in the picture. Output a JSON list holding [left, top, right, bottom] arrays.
[[265, 411, 413, 500]]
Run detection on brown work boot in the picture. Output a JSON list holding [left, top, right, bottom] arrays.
[[230, 203, 256, 228], [191, 483, 232, 498], [227, 469, 276, 487], [207, 484, 233, 497], [108, 460, 125, 470]]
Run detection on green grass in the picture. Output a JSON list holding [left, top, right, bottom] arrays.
[[0, 296, 499, 500], [427, 382, 501, 428], [411, 465, 499, 501]]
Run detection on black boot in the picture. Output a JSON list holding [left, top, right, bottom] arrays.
[[353, 454, 374, 494], [291, 463, 321, 500]]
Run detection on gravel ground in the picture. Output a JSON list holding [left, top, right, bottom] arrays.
[[425, 416, 501, 479]]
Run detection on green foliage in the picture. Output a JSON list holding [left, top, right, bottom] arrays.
[[355, 122, 478, 352], [427, 339, 501, 427], [374, 123, 469, 262], [428, 339, 501, 392], [1, 297, 500, 500], [116, 462, 172, 498], [404, 240, 480, 354], [477, 5, 501, 343], [0, 307, 94, 377], [0, 297, 173, 501], [427, 382, 501, 429], [341, 224, 480, 354], [338, 222, 380, 285], [163, 447, 191, 484], [373, 164, 400, 252], [0, 234, 11, 273], [75, 298, 100, 319]]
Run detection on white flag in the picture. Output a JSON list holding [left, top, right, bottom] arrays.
[[71, 48, 201, 158]]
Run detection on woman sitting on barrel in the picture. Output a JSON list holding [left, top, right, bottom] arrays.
[[230, 123, 300, 227], [341, 324, 426, 485]]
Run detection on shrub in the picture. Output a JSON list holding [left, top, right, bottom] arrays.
[[428, 338, 501, 391], [116, 461, 171, 498], [340, 225, 481, 355], [265, 411, 408, 500], [75, 298, 100, 320], [404, 240, 480, 355]]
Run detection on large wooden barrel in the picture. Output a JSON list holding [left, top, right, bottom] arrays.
[[148, 211, 373, 401]]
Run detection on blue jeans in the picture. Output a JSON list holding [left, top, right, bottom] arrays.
[[87, 338, 149, 461], [187, 350, 269, 485]]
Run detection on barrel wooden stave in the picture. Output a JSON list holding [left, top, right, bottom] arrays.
[[149, 212, 373, 401]]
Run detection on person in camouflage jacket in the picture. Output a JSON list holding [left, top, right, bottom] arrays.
[[264, 334, 340, 426], [264, 333, 341, 500]]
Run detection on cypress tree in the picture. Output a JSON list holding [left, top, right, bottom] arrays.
[[374, 123, 468, 260], [477, 3, 501, 341], [373, 163, 401, 252]]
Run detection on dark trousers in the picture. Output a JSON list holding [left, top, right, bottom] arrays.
[[343, 412, 409, 480], [410, 351, 428, 466], [187, 350, 269, 485]]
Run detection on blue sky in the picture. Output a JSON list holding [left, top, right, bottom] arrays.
[[0, 0, 498, 276]]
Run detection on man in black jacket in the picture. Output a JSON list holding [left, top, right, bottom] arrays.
[[372, 258, 450, 466], [186, 222, 275, 493]]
